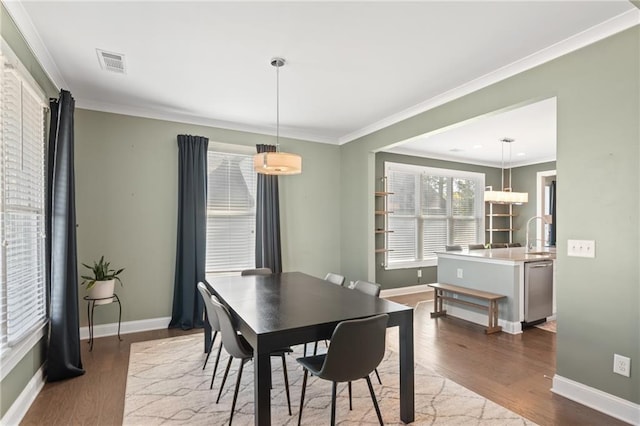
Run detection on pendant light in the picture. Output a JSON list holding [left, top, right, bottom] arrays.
[[484, 138, 528, 204], [253, 57, 302, 175]]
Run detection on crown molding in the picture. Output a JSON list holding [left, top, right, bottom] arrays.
[[338, 8, 640, 145], [2, 0, 67, 89], [75, 99, 338, 145]]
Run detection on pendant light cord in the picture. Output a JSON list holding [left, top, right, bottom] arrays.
[[275, 61, 280, 152]]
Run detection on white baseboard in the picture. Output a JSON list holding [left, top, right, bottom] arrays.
[[1, 365, 45, 426], [79, 316, 171, 340], [552, 375, 640, 425], [380, 284, 433, 298], [444, 304, 522, 334]]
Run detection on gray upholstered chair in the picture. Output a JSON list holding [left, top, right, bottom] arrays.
[[209, 294, 292, 423], [197, 282, 223, 388], [324, 272, 346, 286], [468, 244, 486, 250], [240, 267, 272, 276], [508, 242, 522, 247], [491, 243, 508, 248], [352, 280, 381, 297], [445, 244, 463, 251], [296, 314, 388, 426]]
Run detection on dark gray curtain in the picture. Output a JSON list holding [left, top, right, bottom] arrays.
[[255, 144, 282, 273], [169, 135, 208, 330], [550, 180, 556, 246], [46, 90, 85, 382]]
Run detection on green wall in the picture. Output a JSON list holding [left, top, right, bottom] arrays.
[[341, 27, 639, 403], [374, 152, 503, 289], [1, 4, 58, 419], [74, 109, 342, 326]]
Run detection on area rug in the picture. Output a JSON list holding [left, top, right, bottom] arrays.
[[535, 320, 557, 333], [124, 335, 537, 425]]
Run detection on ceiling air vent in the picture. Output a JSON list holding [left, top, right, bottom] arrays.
[[96, 49, 126, 74]]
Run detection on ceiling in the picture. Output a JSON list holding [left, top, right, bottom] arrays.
[[4, 1, 638, 164]]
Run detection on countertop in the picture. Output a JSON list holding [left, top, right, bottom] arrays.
[[437, 246, 556, 263]]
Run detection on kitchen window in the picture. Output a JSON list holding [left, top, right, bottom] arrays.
[[205, 146, 257, 274], [384, 162, 484, 268]]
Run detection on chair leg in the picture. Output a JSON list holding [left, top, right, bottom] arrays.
[[365, 376, 383, 425], [281, 354, 292, 416], [210, 343, 223, 390], [330, 381, 337, 426], [229, 359, 245, 426], [297, 369, 309, 426], [348, 381, 353, 410], [374, 367, 382, 385], [203, 331, 217, 370], [303, 343, 308, 356], [216, 356, 233, 400], [313, 340, 319, 356]]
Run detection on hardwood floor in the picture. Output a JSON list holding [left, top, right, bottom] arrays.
[[21, 292, 624, 425]]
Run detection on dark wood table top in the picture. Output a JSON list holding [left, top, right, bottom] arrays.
[[209, 271, 411, 337]]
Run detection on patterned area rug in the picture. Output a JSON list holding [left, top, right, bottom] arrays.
[[124, 335, 537, 425]]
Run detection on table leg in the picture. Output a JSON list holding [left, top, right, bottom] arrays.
[[398, 310, 415, 423], [254, 350, 271, 426], [114, 295, 123, 341], [89, 301, 95, 352]]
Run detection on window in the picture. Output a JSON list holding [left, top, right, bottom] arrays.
[[385, 162, 484, 268], [205, 148, 257, 273], [0, 44, 47, 362]]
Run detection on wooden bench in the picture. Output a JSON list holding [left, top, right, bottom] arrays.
[[428, 282, 507, 334]]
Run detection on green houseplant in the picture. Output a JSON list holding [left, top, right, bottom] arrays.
[[81, 256, 124, 304]]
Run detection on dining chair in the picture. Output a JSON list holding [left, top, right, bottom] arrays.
[[197, 282, 224, 389], [324, 272, 345, 286], [296, 314, 388, 426], [351, 280, 382, 386], [491, 243, 508, 248], [208, 294, 292, 424], [445, 244, 463, 251], [508, 242, 522, 247], [240, 267, 272, 276], [304, 272, 347, 357], [468, 244, 486, 250]]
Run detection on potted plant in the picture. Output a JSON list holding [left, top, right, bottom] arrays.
[[81, 256, 125, 305]]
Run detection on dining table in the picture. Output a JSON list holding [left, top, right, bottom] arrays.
[[207, 271, 414, 426]]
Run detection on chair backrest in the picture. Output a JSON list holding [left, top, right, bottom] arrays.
[[197, 282, 221, 332], [324, 272, 345, 286], [468, 244, 485, 250], [241, 267, 272, 276], [208, 294, 253, 359], [508, 242, 522, 247], [352, 280, 381, 297], [319, 314, 389, 382], [445, 244, 463, 251], [491, 243, 508, 249]]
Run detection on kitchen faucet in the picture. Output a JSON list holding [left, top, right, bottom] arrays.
[[525, 216, 550, 251]]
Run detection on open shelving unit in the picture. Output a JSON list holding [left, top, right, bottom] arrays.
[[375, 177, 394, 258], [486, 202, 517, 245]]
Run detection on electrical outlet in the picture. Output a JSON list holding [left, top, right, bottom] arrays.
[[613, 354, 631, 377], [567, 239, 596, 258], [456, 268, 463, 279], [417, 269, 422, 278]]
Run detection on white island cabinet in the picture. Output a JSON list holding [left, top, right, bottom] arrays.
[[436, 247, 555, 334]]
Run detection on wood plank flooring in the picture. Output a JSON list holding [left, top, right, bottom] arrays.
[[20, 292, 625, 425]]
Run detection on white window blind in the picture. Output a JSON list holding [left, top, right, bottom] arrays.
[[385, 162, 484, 268], [205, 150, 257, 273], [0, 57, 47, 353]]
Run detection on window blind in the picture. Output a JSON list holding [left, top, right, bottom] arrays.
[[385, 162, 484, 267], [205, 151, 257, 273], [0, 61, 47, 352]]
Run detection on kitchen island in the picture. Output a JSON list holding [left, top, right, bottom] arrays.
[[436, 247, 555, 334]]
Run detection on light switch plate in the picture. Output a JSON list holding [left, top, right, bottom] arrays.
[[567, 239, 596, 258]]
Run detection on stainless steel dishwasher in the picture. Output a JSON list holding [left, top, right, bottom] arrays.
[[524, 260, 553, 326]]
